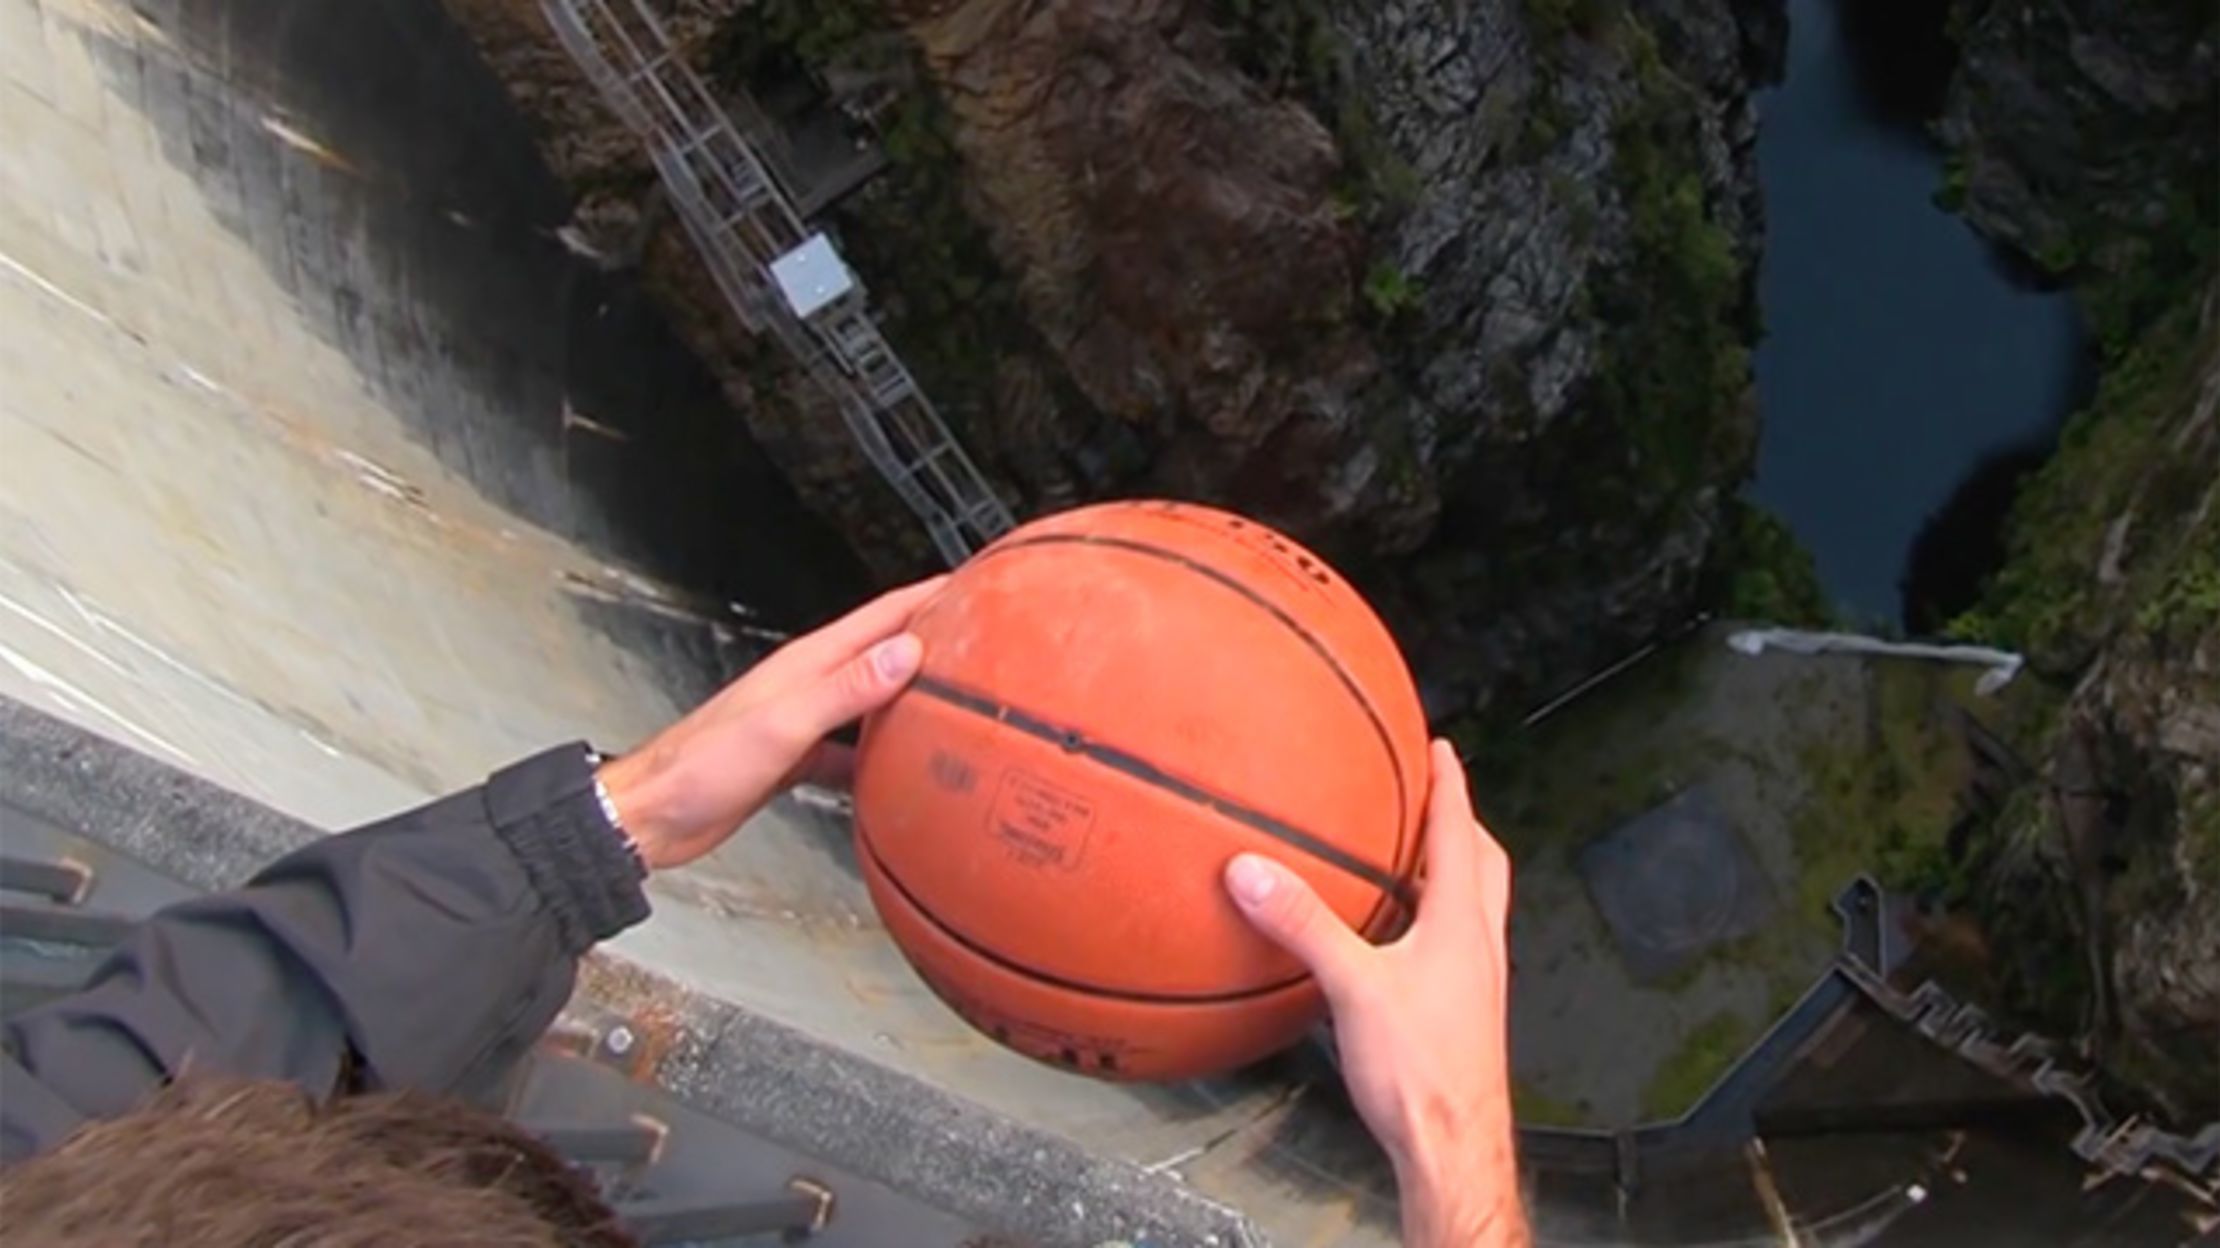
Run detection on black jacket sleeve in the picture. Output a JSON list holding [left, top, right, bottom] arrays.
[[0, 743, 649, 1162]]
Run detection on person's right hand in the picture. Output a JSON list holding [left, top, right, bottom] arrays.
[[597, 577, 944, 870], [1223, 741, 1527, 1248]]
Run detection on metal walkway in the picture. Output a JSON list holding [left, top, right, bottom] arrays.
[[1835, 936, 2220, 1186], [540, 0, 1014, 565]]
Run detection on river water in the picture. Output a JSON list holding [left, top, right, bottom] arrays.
[[1750, 0, 2089, 628]]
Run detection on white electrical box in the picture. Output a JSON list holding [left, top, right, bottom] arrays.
[[769, 233, 856, 319]]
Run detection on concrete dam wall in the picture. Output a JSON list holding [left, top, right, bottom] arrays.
[[0, 0, 1309, 1240]]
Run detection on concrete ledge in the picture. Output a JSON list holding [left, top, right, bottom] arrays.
[[0, 695, 1264, 1247], [0, 695, 322, 889]]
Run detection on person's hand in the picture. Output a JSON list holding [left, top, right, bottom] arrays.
[[1223, 741, 1526, 1248], [596, 577, 945, 869]]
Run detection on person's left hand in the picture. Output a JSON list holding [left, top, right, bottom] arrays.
[[596, 576, 946, 869]]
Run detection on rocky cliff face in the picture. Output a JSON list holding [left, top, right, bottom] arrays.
[[1215, 0, 1785, 711], [1967, 284, 2219, 1120], [438, 0, 1785, 715], [1941, 0, 2218, 1118], [1938, 0, 2216, 336]]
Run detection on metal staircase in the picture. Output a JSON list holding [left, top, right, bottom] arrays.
[[541, 0, 1015, 565], [1833, 908, 2220, 1188]]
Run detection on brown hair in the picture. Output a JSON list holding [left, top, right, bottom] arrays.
[[0, 1077, 636, 1248]]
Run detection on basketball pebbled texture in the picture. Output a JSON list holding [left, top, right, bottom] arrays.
[[852, 500, 1429, 1081]]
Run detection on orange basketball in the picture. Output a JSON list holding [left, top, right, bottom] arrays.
[[852, 500, 1429, 1081]]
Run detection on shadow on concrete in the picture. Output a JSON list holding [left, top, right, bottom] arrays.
[[78, 0, 867, 674]]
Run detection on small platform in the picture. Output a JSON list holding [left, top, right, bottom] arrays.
[[1578, 786, 1777, 983]]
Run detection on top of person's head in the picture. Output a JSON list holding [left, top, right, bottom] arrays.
[[0, 1076, 637, 1247]]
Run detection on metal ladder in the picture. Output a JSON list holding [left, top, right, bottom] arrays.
[[541, 0, 1015, 566]]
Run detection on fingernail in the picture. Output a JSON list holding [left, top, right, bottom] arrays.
[[872, 634, 922, 683], [1226, 854, 1277, 907]]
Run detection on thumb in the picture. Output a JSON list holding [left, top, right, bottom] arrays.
[[785, 633, 923, 742], [1224, 853, 1370, 1002]]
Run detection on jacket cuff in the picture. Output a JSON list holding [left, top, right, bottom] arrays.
[[484, 744, 650, 954]]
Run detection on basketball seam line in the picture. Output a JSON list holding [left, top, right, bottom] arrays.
[[912, 673, 1417, 915], [857, 828, 1315, 1005], [975, 530, 1418, 931]]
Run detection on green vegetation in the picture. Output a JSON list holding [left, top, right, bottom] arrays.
[[2031, 233, 2081, 277], [1361, 260, 1424, 320], [1512, 1080, 1590, 1127], [720, 0, 882, 65], [1647, 925, 1827, 1026], [1547, 167, 1601, 247], [1515, 89, 1575, 164], [1209, 0, 1438, 343], [1223, 0, 1765, 569], [1932, 152, 1969, 212], [1213, 0, 1345, 91], [2051, 165, 2218, 354], [1710, 500, 1832, 627], [1523, 0, 1615, 51], [1937, 0, 2215, 351], [1641, 1011, 1758, 1119], [1949, 290, 2218, 669], [1464, 638, 1711, 859], [2185, 789, 2220, 891], [1949, 298, 2219, 1067], [705, 0, 1060, 458], [1791, 663, 1973, 915], [1965, 785, 2095, 1030], [1208, 0, 1420, 225], [1585, 16, 1755, 511], [2132, 543, 2220, 638], [1471, 628, 2015, 1126], [1925, 22, 2217, 1100], [842, 90, 1038, 413], [1482, 735, 1692, 861]]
